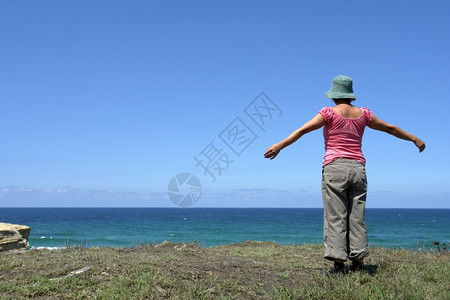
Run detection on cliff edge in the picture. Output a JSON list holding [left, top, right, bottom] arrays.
[[0, 222, 31, 252]]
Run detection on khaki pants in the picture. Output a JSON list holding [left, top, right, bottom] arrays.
[[321, 158, 369, 261]]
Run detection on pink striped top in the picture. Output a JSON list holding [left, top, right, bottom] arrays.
[[318, 106, 372, 167]]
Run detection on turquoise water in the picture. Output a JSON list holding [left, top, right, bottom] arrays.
[[0, 208, 448, 250]]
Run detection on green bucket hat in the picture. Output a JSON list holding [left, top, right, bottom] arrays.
[[324, 75, 356, 100]]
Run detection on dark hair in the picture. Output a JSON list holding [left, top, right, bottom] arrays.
[[332, 99, 353, 105]]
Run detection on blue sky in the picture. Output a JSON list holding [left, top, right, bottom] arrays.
[[1, 1, 449, 208]]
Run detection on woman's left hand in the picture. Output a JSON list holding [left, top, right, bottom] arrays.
[[264, 143, 283, 160]]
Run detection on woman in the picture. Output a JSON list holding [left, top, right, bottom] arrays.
[[264, 75, 425, 273]]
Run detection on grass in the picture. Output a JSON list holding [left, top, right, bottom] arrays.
[[0, 241, 448, 299]]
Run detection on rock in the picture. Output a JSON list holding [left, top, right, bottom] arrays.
[[50, 266, 92, 281], [175, 244, 187, 251], [0, 222, 31, 252], [155, 240, 173, 248]]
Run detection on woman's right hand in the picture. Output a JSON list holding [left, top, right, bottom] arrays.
[[413, 138, 426, 153]]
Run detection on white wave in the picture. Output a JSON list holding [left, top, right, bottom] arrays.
[[30, 246, 65, 250]]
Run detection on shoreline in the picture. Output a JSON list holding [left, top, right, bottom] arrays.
[[25, 239, 448, 254]]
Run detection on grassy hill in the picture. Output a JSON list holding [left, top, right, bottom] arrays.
[[0, 241, 448, 299]]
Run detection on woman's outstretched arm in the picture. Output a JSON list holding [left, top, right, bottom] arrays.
[[368, 115, 426, 152], [264, 113, 325, 160]]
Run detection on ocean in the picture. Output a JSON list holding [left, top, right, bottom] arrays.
[[0, 208, 448, 250]]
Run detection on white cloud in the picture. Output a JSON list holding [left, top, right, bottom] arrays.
[[0, 186, 168, 207]]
